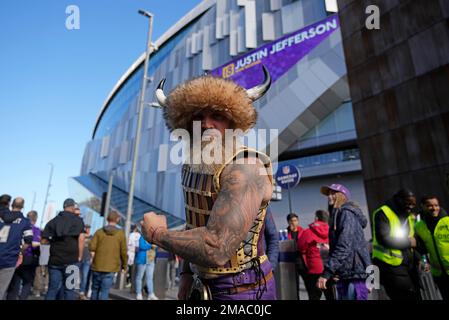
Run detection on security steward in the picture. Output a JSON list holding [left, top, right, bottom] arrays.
[[372, 189, 420, 300]]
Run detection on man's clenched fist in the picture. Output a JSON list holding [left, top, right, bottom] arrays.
[[141, 211, 168, 243]]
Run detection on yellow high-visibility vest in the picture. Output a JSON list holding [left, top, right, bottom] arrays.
[[372, 205, 414, 266], [415, 216, 449, 276]]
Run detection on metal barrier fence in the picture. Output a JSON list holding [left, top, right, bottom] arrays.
[[274, 240, 299, 300], [419, 269, 442, 300]]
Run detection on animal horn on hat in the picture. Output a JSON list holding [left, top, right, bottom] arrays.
[[154, 65, 271, 107], [246, 65, 271, 101], [155, 78, 168, 107]]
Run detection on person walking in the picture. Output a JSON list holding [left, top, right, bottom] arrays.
[[41, 199, 85, 300], [135, 235, 158, 300], [0, 195, 33, 300], [7, 210, 41, 300], [298, 210, 333, 300], [127, 224, 140, 289], [79, 225, 92, 300], [371, 189, 420, 300], [89, 211, 127, 300], [317, 184, 371, 300], [34, 238, 50, 297]]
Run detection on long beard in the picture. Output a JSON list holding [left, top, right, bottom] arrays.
[[186, 136, 243, 175]]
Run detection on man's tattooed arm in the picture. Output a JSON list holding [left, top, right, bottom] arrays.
[[152, 158, 272, 267]]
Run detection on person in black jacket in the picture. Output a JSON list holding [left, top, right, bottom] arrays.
[[317, 184, 371, 300], [42, 198, 85, 300], [372, 189, 420, 300]]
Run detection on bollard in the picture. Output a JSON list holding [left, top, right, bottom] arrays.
[[274, 239, 298, 300], [153, 249, 169, 299]]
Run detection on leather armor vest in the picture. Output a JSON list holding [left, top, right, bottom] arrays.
[[181, 147, 273, 277]]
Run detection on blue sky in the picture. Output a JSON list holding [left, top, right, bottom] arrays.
[[0, 0, 202, 219]]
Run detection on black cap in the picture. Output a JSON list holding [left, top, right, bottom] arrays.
[[63, 198, 78, 208], [0, 194, 11, 207]]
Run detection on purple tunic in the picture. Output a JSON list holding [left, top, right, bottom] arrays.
[[203, 259, 277, 300]]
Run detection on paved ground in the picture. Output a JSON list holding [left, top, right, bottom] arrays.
[[29, 285, 302, 300], [109, 286, 178, 300], [27, 277, 307, 300], [28, 287, 178, 301], [23, 278, 434, 301]]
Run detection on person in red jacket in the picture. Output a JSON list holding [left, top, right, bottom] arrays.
[[286, 213, 304, 243], [286, 213, 307, 299], [297, 210, 334, 300]]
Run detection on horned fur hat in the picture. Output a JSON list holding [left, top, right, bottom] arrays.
[[155, 65, 271, 132]]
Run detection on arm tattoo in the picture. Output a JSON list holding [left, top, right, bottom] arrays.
[[153, 159, 270, 267]]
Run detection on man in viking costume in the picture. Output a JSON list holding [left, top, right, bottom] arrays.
[[141, 66, 276, 300]]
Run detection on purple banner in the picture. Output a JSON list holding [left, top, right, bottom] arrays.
[[210, 14, 340, 89]]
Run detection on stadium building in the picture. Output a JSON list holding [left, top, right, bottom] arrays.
[[70, 0, 369, 235]]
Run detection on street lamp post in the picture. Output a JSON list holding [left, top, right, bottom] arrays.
[[104, 170, 115, 227], [40, 163, 54, 229], [31, 191, 36, 211], [121, 10, 154, 290]]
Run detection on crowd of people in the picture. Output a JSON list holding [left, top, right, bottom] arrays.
[[0, 195, 178, 300], [1, 183, 447, 301], [275, 184, 448, 301]]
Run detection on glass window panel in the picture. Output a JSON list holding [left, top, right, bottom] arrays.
[[335, 101, 355, 132]]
